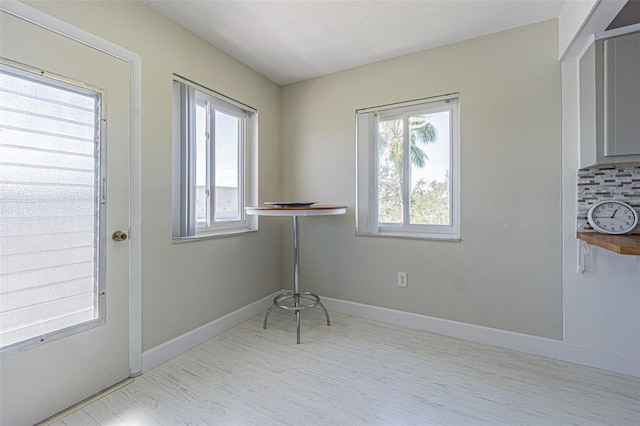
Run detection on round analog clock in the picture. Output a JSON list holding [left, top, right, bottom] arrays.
[[587, 200, 638, 235]]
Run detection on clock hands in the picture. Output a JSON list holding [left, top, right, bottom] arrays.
[[609, 217, 627, 223], [588, 201, 638, 234]]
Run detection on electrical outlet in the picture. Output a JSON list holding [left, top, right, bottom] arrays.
[[397, 272, 408, 288]]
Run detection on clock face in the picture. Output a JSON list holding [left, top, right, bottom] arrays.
[[587, 201, 639, 235]]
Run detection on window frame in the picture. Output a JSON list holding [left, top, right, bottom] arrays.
[[356, 93, 460, 240], [172, 76, 257, 241], [0, 60, 106, 355]]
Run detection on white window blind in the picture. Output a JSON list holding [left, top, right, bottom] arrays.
[[172, 76, 257, 240], [0, 62, 104, 352]]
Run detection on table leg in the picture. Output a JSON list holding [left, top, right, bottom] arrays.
[[293, 215, 300, 295], [262, 214, 331, 343], [294, 216, 301, 343]]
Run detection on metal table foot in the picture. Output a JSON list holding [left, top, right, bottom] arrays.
[[263, 291, 331, 343]]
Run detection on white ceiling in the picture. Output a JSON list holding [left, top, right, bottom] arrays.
[[145, 0, 567, 86]]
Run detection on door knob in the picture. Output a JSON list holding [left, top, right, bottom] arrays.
[[112, 231, 128, 242]]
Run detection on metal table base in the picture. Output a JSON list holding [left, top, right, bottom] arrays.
[[262, 215, 331, 343]]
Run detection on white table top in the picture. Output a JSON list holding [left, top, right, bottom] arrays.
[[245, 205, 347, 217]]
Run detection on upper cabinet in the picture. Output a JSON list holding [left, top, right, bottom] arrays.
[[579, 30, 640, 169], [603, 31, 640, 158], [577, 0, 640, 170]]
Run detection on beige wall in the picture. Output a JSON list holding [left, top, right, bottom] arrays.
[[281, 20, 563, 339], [25, 0, 284, 351], [19, 1, 563, 345]]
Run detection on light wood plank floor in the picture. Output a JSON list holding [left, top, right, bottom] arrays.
[[52, 310, 639, 425]]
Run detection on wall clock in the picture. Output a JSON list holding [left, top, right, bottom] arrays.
[[587, 200, 638, 234]]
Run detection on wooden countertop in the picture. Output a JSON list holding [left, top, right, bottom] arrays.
[[576, 232, 640, 255]]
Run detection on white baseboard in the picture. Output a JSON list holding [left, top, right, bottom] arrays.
[[322, 297, 640, 378], [141, 290, 279, 372], [141, 291, 639, 377]]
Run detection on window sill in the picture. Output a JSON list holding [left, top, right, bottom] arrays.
[[356, 230, 461, 242], [173, 227, 257, 243]]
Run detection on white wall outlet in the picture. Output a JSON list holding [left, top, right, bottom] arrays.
[[397, 272, 408, 288]]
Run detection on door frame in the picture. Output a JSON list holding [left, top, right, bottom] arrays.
[[1, 0, 143, 375]]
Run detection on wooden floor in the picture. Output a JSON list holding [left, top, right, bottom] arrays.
[[52, 310, 639, 425]]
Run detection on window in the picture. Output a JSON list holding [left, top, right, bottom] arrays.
[[0, 61, 105, 352], [356, 94, 460, 240], [172, 77, 257, 240]]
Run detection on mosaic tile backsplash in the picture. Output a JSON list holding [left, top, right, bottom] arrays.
[[577, 164, 640, 234]]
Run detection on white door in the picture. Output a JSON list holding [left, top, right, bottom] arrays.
[[0, 11, 131, 425]]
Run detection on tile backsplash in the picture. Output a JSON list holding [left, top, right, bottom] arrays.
[[577, 164, 640, 234]]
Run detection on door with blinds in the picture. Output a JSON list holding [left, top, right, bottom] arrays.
[[0, 11, 131, 425]]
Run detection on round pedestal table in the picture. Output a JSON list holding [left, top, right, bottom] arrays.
[[245, 205, 347, 343]]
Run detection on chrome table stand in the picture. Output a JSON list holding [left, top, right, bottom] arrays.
[[263, 215, 331, 343]]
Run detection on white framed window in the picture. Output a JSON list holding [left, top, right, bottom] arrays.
[[0, 61, 105, 353], [172, 76, 257, 240], [356, 94, 460, 240]]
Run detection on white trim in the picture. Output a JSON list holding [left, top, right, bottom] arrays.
[[141, 290, 281, 372], [357, 93, 459, 114], [173, 73, 256, 114], [321, 297, 640, 378], [595, 23, 640, 41], [356, 95, 460, 239], [141, 292, 640, 377], [559, 0, 626, 60], [1, 0, 143, 376]]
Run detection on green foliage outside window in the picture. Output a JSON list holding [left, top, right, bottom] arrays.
[[377, 116, 449, 225]]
